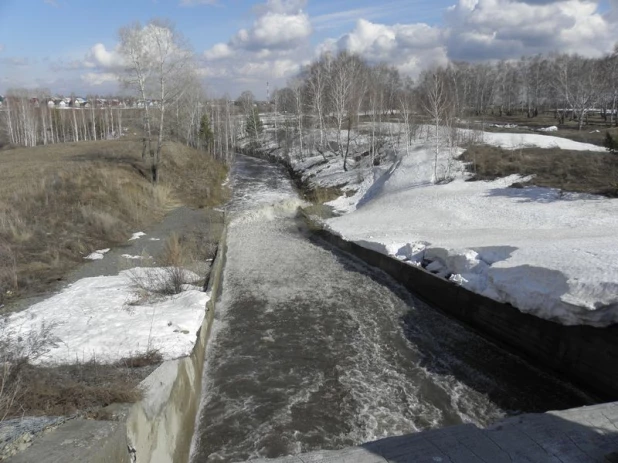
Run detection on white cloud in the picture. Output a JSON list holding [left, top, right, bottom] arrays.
[[81, 72, 118, 86], [254, 0, 307, 15], [199, 0, 312, 94], [317, 0, 616, 79], [43, 0, 59, 7], [179, 0, 217, 6], [236, 59, 300, 79], [321, 19, 448, 77], [231, 11, 311, 51], [1, 57, 30, 66], [86, 43, 124, 69], [203, 0, 311, 57], [444, 0, 614, 60], [0, 44, 4, 53], [204, 43, 232, 60]]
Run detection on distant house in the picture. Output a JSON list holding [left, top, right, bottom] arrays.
[[47, 100, 55, 108], [58, 100, 67, 108], [0, 95, 4, 108], [74, 97, 86, 107]]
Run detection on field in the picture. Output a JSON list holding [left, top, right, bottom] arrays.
[[467, 111, 618, 147], [460, 145, 618, 197], [0, 139, 228, 307]]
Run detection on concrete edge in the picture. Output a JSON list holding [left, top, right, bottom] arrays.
[[299, 209, 618, 401], [123, 218, 228, 463]]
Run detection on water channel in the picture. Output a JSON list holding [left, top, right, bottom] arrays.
[[190, 155, 592, 463]]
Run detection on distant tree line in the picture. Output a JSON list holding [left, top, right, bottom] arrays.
[[255, 46, 618, 170], [0, 91, 133, 147]]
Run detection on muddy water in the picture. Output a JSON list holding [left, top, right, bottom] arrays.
[[190, 155, 591, 463]]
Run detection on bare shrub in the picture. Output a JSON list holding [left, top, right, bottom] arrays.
[[159, 231, 217, 277], [0, 320, 59, 420], [115, 349, 163, 369], [161, 233, 184, 267], [128, 266, 200, 301], [0, 317, 160, 420], [0, 242, 17, 306]]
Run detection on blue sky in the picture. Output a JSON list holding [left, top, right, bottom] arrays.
[[0, 0, 616, 97]]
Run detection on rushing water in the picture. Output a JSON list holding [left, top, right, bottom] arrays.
[[190, 155, 592, 463]]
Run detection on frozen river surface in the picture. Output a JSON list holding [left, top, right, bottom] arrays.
[[190, 155, 591, 463]]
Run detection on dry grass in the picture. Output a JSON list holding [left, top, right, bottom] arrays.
[[302, 185, 345, 204], [0, 318, 161, 419], [129, 230, 218, 302], [160, 231, 217, 268], [1, 355, 162, 419], [470, 112, 618, 147], [460, 144, 618, 197], [0, 139, 228, 305]]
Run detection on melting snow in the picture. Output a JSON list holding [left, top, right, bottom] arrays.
[[5, 268, 208, 364], [129, 231, 146, 241], [84, 248, 110, 260], [296, 129, 617, 327]]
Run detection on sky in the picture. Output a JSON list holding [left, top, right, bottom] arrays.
[[0, 0, 616, 98]]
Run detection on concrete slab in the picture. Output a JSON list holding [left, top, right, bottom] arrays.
[[6, 418, 130, 463], [247, 402, 618, 463]]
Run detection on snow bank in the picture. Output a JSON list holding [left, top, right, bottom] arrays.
[[473, 130, 605, 151], [6, 268, 209, 364], [318, 130, 618, 327]]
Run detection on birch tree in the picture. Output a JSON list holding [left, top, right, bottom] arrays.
[[119, 23, 154, 160], [146, 20, 195, 182], [419, 69, 453, 183]]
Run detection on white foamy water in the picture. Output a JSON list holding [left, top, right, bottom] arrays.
[[190, 155, 591, 463]]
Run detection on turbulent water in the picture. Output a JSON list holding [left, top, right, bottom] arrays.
[[190, 155, 591, 463]]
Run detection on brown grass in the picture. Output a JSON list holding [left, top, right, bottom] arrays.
[[0, 139, 228, 305], [129, 230, 218, 300], [468, 112, 618, 147], [1, 354, 162, 418], [460, 144, 618, 197], [160, 231, 217, 267]]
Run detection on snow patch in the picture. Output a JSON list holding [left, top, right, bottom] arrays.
[[472, 130, 604, 151], [129, 232, 146, 241], [5, 269, 209, 364], [84, 248, 110, 260]]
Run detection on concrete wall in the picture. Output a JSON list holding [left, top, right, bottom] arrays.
[[125, 223, 228, 463], [307, 218, 618, 401]]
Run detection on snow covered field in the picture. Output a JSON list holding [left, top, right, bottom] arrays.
[[5, 267, 209, 364], [288, 128, 618, 327]]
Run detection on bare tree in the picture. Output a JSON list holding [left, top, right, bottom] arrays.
[[553, 54, 600, 130], [419, 69, 453, 183], [289, 77, 305, 160], [147, 20, 195, 182], [119, 22, 154, 160]]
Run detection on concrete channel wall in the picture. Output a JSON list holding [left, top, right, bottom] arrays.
[[125, 223, 228, 463], [303, 214, 618, 401]]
